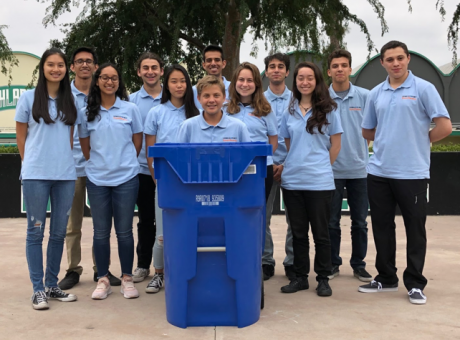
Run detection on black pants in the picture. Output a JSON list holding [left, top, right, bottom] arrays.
[[367, 174, 428, 291], [136, 174, 156, 269], [282, 189, 334, 281]]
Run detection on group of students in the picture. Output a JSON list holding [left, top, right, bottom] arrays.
[[16, 40, 452, 311]]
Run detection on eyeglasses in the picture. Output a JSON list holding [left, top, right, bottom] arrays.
[[99, 75, 119, 82], [74, 59, 94, 66]]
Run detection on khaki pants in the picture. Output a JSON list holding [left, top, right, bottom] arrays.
[[65, 177, 98, 274]]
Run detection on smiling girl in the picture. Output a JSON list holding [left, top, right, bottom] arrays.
[[144, 64, 199, 293], [79, 63, 143, 300], [15, 48, 78, 310]]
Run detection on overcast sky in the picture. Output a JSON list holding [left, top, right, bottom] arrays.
[[1, 0, 459, 72]]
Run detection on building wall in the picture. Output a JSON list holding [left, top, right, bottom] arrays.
[[0, 52, 40, 133]]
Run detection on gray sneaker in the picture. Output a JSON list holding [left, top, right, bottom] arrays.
[[133, 267, 150, 283], [145, 273, 164, 293], [408, 288, 427, 305], [31, 291, 49, 310]]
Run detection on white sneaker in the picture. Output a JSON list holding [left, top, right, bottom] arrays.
[[92, 277, 112, 300], [145, 273, 164, 293], [133, 267, 150, 283], [121, 276, 139, 299]]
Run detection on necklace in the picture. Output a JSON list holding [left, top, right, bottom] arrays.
[[299, 103, 311, 112]]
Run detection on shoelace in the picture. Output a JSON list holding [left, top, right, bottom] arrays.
[[34, 291, 47, 303], [408, 288, 425, 298], [371, 280, 383, 290], [151, 274, 164, 288], [51, 287, 67, 297]]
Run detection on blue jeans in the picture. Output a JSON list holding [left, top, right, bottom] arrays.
[[328, 178, 368, 269], [153, 188, 164, 269], [86, 176, 139, 278], [23, 180, 75, 292]]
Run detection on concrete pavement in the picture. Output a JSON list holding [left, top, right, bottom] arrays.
[[0, 215, 459, 340]]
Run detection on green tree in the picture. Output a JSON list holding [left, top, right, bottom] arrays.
[[41, 0, 390, 90], [0, 25, 19, 85]]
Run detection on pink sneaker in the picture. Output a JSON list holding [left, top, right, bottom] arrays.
[[92, 277, 112, 300], [121, 276, 139, 299]]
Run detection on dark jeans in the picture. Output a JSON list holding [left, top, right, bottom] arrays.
[[282, 189, 334, 281], [329, 178, 368, 269], [367, 174, 428, 291], [87, 175, 139, 278], [136, 174, 156, 269], [265, 165, 273, 202]]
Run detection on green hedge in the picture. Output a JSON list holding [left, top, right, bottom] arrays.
[[2, 144, 460, 154], [0, 145, 19, 153]]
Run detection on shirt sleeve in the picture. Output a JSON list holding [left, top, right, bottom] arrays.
[[265, 111, 278, 136], [240, 124, 252, 142], [420, 83, 450, 120], [362, 91, 378, 129], [78, 108, 90, 138], [176, 120, 190, 143], [131, 105, 143, 134], [279, 111, 290, 139], [14, 92, 31, 123], [144, 107, 159, 136], [328, 109, 343, 136]]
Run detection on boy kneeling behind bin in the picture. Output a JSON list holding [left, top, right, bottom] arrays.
[[177, 76, 251, 143]]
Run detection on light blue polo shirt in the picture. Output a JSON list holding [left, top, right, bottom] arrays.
[[264, 86, 292, 165], [223, 103, 278, 165], [329, 83, 369, 179], [193, 76, 231, 110], [144, 100, 187, 143], [280, 102, 343, 191], [71, 81, 88, 178], [177, 112, 251, 143], [362, 71, 450, 179], [78, 97, 143, 186], [129, 86, 162, 175], [14, 89, 76, 181]]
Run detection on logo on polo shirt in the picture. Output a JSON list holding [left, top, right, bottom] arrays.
[[349, 106, 362, 111], [223, 137, 237, 142], [402, 96, 417, 100], [113, 115, 128, 121]]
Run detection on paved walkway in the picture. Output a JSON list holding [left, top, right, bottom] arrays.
[[0, 215, 459, 339]]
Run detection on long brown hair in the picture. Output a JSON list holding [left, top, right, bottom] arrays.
[[289, 61, 337, 134], [227, 62, 271, 117]]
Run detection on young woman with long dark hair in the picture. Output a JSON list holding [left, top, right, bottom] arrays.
[[79, 63, 143, 300], [279, 61, 343, 296], [15, 48, 78, 310], [144, 64, 199, 293]]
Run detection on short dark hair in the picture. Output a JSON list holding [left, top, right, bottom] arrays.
[[327, 49, 352, 69], [136, 52, 164, 70], [264, 52, 290, 71], [380, 41, 409, 60], [71, 47, 98, 65], [203, 45, 225, 61]]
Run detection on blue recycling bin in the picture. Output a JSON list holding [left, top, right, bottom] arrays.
[[149, 142, 271, 328]]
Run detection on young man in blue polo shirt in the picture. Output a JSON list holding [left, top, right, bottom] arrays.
[[178, 75, 250, 143], [360, 41, 452, 304], [129, 52, 164, 283], [326, 49, 372, 283], [262, 52, 295, 281], [193, 45, 231, 110]]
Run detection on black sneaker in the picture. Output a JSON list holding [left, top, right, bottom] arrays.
[[316, 279, 332, 297], [94, 271, 121, 286], [280, 277, 309, 293], [358, 280, 398, 293], [284, 265, 296, 281], [31, 291, 49, 310], [58, 271, 80, 290], [353, 268, 373, 282], [327, 266, 340, 280], [408, 288, 427, 305], [263, 264, 274, 281], [46, 287, 78, 302]]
